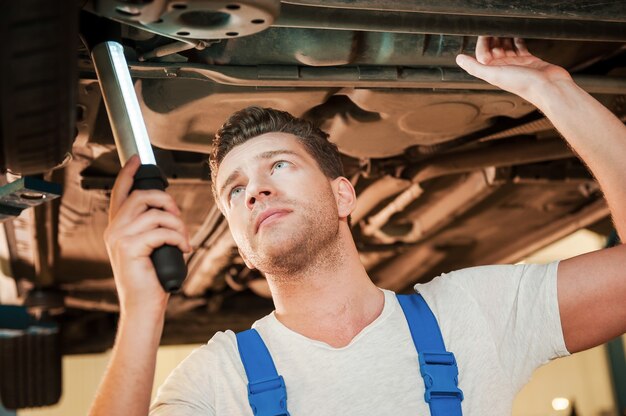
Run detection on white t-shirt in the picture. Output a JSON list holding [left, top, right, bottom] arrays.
[[150, 262, 570, 415]]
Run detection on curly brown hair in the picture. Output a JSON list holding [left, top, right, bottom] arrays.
[[210, 106, 344, 201]]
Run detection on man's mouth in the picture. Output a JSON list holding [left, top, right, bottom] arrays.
[[255, 209, 291, 233]]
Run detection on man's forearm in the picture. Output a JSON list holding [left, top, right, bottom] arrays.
[[530, 79, 626, 238], [89, 311, 165, 416]]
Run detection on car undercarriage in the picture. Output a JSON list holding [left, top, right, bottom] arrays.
[[2, 0, 625, 358]]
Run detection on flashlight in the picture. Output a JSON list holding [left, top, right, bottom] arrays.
[[92, 41, 187, 293]]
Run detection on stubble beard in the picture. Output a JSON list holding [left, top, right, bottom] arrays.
[[242, 192, 343, 282]]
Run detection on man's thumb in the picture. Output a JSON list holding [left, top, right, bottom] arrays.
[[455, 54, 485, 78]]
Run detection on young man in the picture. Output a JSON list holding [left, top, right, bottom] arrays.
[[90, 37, 626, 415]]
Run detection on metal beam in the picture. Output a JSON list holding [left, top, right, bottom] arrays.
[[128, 63, 626, 95], [284, 1, 626, 22], [275, 3, 626, 42]]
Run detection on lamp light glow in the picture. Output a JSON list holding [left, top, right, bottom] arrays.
[[551, 397, 570, 411]]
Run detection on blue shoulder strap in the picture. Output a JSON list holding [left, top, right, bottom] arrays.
[[235, 295, 461, 416], [397, 293, 464, 416], [236, 329, 290, 416]]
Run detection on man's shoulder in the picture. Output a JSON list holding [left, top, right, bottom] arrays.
[[202, 312, 277, 354], [207, 329, 237, 348], [164, 329, 244, 383], [414, 262, 557, 294], [178, 330, 239, 367], [412, 262, 558, 321]]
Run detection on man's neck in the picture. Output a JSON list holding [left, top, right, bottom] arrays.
[[266, 234, 384, 348]]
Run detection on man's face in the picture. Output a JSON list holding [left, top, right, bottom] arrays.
[[215, 132, 341, 275]]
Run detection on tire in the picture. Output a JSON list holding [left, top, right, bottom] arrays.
[[0, 304, 62, 409], [0, 325, 62, 409], [0, 0, 78, 175]]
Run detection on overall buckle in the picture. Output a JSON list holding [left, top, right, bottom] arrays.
[[247, 375, 290, 416], [418, 351, 464, 402]]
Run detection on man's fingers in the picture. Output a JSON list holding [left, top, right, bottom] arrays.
[[110, 155, 141, 219], [456, 53, 506, 87], [491, 47, 506, 59], [118, 208, 190, 249], [514, 38, 530, 55], [144, 228, 191, 254], [475, 36, 493, 64], [116, 229, 192, 258], [501, 38, 518, 57], [478, 37, 525, 60], [113, 189, 181, 228]]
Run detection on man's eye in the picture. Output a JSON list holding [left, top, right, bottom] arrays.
[[230, 186, 244, 199], [273, 161, 289, 170]]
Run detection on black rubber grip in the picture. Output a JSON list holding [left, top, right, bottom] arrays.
[[131, 164, 187, 292]]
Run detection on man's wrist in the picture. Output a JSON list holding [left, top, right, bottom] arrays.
[[526, 77, 579, 112], [120, 297, 168, 326], [118, 307, 166, 348]]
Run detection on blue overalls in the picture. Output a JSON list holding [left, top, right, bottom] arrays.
[[236, 294, 463, 416]]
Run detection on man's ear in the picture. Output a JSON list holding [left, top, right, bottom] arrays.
[[332, 177, 357, 219], [238, 248, 256, 270]]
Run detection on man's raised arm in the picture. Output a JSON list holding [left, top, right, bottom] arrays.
[[457, 37, 626, 353], [89, 155, 192, 416]]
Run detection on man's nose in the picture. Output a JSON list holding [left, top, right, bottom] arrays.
[[246, 179, 273, 210]]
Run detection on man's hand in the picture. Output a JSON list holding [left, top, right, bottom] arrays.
[[456, 36, 573, 104], [104, 154, 191, 316]]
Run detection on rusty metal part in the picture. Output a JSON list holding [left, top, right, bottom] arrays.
[[129, 64, 626, 94], [89, 0, 280, 40], [365, 169, 497, 244], [360, 137, 574, 239], [480, 198, 610, 265], [352, 176, 411, 225], [64, 296, 120, 313], [184, 223, 235, 297], [481, 118, 554, 142], [181, 205, 233, 297], [284, 1, 626, 22], [362, 183, 423, 236], [32, 205, 56, 287], [415, 111, 546, 155], [276, 3, 626, 42], [139, 40, 206, 62], [408, 138, 574, 183], [0, 177, 63, 223]]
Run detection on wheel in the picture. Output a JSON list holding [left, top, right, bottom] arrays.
[[0, 0, 78, 175]]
